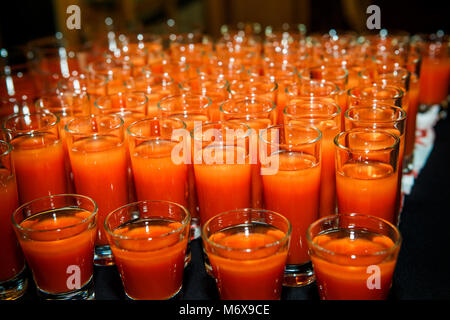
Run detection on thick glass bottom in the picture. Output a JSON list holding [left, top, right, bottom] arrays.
[[283, 262, 316, 287], [37, 275, 94, 300], [94, 245, 114, 266], [0, 267, 28, 300]]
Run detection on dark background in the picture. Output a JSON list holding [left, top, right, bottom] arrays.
[[0, 0, 448, 50]]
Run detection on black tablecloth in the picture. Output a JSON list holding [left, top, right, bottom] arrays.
[[18, 114, 450, 301]]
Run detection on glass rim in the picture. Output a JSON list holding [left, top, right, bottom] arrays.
[[157, 94, 212, 112], [283, 98, 342, 120], [347, 85, 404, 100], [345, 103, 407, 124], [94, 91, 149, 110], [227, 78, 279, 95], [219, 97, 277, 116], [12, 193, 98, 234], [126, 116, 187, 139], [35, 92, 88, 109], [285, 79, 340, 97], [358, 67, 410, 81], [298, 65, 349, 81], [202, 208, 292, 253], [190, 120, 252, 141], [334, 128, 400, 152], [104, 200, 191, 241], [0, 140, 12, 157], [2, 111, 60, 134], [133, 70, 174, 85], [178, 76, 229, 92], [306, 212, 402, 258], [259, 123, 322, 148], [64, 114, 124, 136]]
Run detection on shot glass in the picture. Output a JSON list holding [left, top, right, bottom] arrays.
[[94, 92, 149, 129], [283, 98, 341, 217], [104, 200, 190, 300], [158, 94, 212, 236], [285, 79, 340, 107], [298, 65, 348, 113], [12, 194, 97, 300], [125, 73, 176, 117], [36, 92, 91, 192], [127, 117, 188, 207], [220, 97, 277, 209], [65, 115, 129, 265], [191, 121, 252, 226], [179, 75, 229, 122], [0, 98, 36, 140], [88, 58, 132, 94], [260, 123, 322, 286], [414, 33, 449, 106], [261, 63, 299, 123], [202, 208, 291, 300], [0, 140, 27, 300], [298, 65, 349, 92], [2, 112, 68, 204], [344, 105, 406, 224], [227, 77, 278, 105], [307, 213, 402, 300], [157, 94, 212, 131], [347, 85, 404, 110], [335, 129, 400, 223]]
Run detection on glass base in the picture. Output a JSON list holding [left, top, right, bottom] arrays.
[[283, 262, 315, 287], [190, 217, 201, 240], [94, 245, 114, 266], [402, 153, 414, 174], [37, 275, 95, 300], [0, 267, 28, 300], [124, 283, 183, 300]]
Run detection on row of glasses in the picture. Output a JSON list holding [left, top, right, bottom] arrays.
[[1, 26, 447, 300], [0, 122, 400, 299]]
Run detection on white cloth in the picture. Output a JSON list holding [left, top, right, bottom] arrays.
[[401, 105, 442, 195]]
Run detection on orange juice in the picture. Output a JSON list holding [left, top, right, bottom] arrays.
[[336, 162, 398, 223], [69, 136, 129, 245]]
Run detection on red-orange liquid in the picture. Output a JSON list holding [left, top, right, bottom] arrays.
[[0, 170, 24, 282], [69, 136, 129, 245], [286, 119, 340, 217], [194, 147, 252, 225], [419, 57, 449, 105], [311, 230, 398, 300], [130, 140, 188, 206], [208, 226, 288, 300], [17, 209, 96, 294], [263, 152, 321, 264], [109, 220, 188, 300], [336, 162, 398, 223], [11, 135, 67, 204]]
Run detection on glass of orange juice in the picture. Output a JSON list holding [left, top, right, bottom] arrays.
[[334, 129, 400, 223], [307, 213, 402, 300], [12, 194, 98, 300], [260, 123, 322, 287], [0, 140, 27, 300], [202, 208, 291, 300], [104, 200, 190, 300]]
